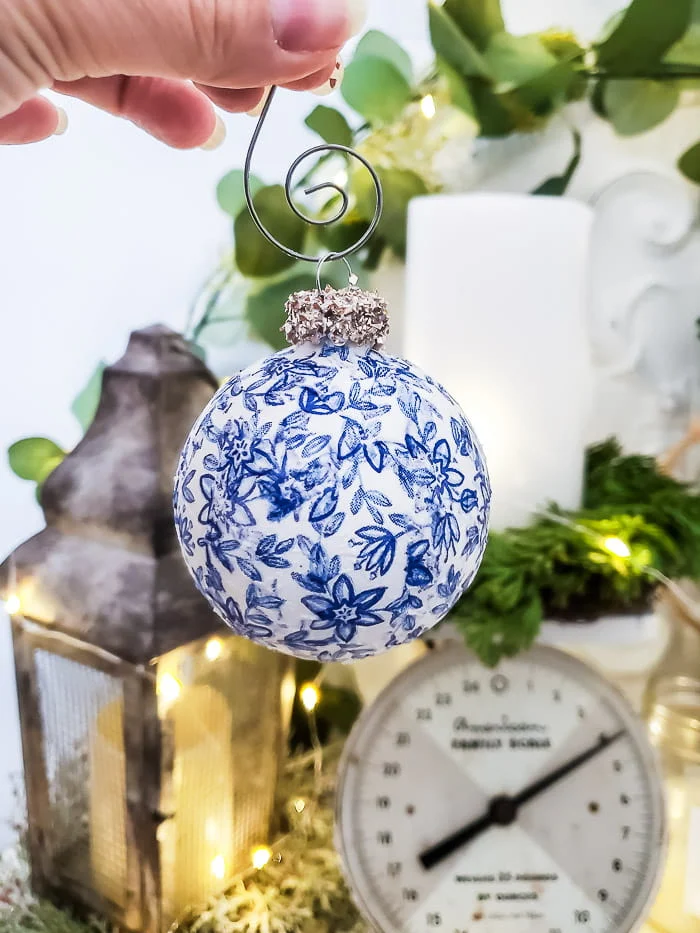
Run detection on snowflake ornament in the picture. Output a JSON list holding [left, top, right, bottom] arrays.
[[174, 285, 490, 661]]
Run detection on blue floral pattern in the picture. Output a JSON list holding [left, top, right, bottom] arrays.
[[174, 342, 491, 660]]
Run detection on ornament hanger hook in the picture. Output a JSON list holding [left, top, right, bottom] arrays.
[[244, 86, 383, 267]]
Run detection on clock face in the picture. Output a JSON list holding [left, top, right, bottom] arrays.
[[336, 645, 666, 933]]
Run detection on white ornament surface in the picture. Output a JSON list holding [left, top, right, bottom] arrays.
[[174, 342, 490, 661]]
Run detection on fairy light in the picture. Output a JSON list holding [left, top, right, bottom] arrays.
[[4, 594, 20, 616], [251, 845, 272, 870], [602, 536, 632, 559], [157, 672, 182, 704], [210, 854, 226, 879], [205, 637, 223, 661], [299, 682, 320, 712], [293, 798, 306, 814], [420, 94, 437, 119]]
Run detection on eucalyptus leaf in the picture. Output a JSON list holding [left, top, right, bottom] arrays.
[[353, 30, 413, 83], [532, 130, 582, 196], [341, 56, 412, 125], [428, 2, 490, 79], [234, 185, 306, 278], [9, 437, 65, 483], [485, 33, 558, 90], [443, 0, 504, 50], [355, 167, 428, 257], [604, 79, 679, 135], [665, 22, 700, 63], [678, 140, 700, 183], [469, 81, 518, 136], [596, 0, 693, 73], [217, 170, 263, 218], [305, 106, 353, 147], [71, 361, 105, 431], [439, 57, 477, 120], [246, 274, 316, 350]]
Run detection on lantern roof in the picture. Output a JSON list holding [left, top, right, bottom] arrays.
[[1, 326, 227, 664]]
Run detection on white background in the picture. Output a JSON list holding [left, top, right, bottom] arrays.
[[0, 0, 621, 846]]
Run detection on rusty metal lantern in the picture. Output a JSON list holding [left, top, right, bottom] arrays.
[[1, 327, 293, 932]]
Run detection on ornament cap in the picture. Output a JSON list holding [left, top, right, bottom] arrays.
[[283, 284, 389, 349]]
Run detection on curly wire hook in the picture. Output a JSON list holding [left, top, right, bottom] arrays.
[[243, 86, 383, 271]]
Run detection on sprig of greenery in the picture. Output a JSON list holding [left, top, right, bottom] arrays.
[[450, 440, 700, 667]]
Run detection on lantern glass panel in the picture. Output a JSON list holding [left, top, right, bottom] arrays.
[[157, 636, 288, 922], [34, 650, 129, 908]]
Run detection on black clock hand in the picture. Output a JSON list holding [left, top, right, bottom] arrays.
[[419, 729, 626, 871]]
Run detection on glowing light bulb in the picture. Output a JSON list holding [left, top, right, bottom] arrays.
[[205, 637, 223, 661], [602, 536, 631, 559], [210, 855, 226, 880], [420, 94, 436, 119], [299, 682, 320, 712], [251, 845, 272, 870], [293, 798, 306, 814], [157, 672, 182, 704], [4, 594, 20, 616]]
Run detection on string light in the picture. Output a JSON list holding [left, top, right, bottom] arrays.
[[293, 798, 306, 814], [205, 637, 223, 661], [210, 854, 226, 880], [251, 845, 272, 870], [420, 94, 437, 119], [157, 672, 182, 704], [4, 594, 20, 616], [602, 536, 632, 559], [299, 682, 320, 712]]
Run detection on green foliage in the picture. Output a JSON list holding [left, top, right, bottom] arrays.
[[8, 438, 65, 489], [71, 362, 105, 431], [428, 2, 490, 79], [532, 130, 581, 195], [353, 30, 414, 83], [341, 57, 413, 126], [678, 140, 700, 182], [596, 0, 693, 74], [443, 0, 504, 50], [217, 170, 263, 219], [0, 902, 107, 933], [450, 440, 700, 666], [305, 107, 353, 147], [603, 80, 680, 135], [354, 167, 428, 257], [234, 185, 307, 278]]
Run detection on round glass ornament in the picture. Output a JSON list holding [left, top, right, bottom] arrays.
[[174, 285, 490, 661]]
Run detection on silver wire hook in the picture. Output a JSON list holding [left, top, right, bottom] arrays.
[[243, 86, 383, 266], [316, 254, 357, 291]]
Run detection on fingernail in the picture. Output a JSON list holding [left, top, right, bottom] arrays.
[[53, 108, 68, 136], [247, 87, 272, 118], [200, 114, 226, 151], [312, 60, 344, 97], [271, 0, 363, 52]]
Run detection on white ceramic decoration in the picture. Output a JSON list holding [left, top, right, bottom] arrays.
[[174, 286, 490, 662]]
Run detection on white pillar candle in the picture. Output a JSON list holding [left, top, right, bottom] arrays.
[[404, 193, 593, 530]]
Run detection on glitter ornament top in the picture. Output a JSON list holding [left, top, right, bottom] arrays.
[[283, 285, 389, 349]]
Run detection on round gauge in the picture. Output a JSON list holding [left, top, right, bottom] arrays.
[[336, 644, 666, 933]]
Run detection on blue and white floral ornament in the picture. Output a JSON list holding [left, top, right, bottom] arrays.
[[174, 284, 490, 661]]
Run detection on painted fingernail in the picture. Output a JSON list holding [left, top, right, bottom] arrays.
[[271, 0, 361, 52], [347, 0, 367, 36], [247, 88, 272, 118], [312, 60, 344, 97], [200, 114, 226, 151], [53, 108, 68, 136]]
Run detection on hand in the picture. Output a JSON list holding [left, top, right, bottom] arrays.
[[419, 729, 626, 870], [0, 0, 363, 146]]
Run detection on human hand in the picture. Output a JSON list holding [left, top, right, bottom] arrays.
[[0, 0, 363, 146]]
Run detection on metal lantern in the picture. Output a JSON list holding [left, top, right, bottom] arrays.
[[1, 327, 293, 932]]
